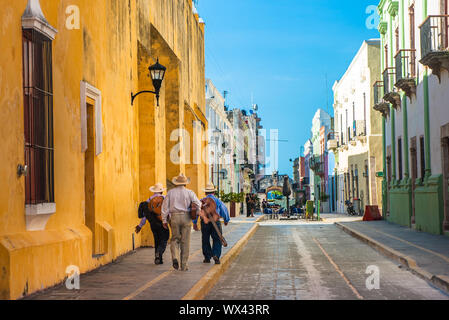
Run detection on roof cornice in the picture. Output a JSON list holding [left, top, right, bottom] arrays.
[[21, 0, 57, 40]]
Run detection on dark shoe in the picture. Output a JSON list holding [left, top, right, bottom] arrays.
[[203, 258, 211, 263], [172, 259, 179, 270], [213, 256, 221, 265], [154, 253, 161, 265]]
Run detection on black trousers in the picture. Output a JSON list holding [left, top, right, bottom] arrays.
[[148, 215, 169, 256]]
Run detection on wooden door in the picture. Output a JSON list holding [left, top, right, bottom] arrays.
[[410, 137, 418, 225]]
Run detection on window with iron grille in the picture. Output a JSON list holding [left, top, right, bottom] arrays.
[[22, 29, 55, 205]]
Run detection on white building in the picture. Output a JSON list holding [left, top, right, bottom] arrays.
[[332, 40, 383, 214], [205, 79, 234, 194]]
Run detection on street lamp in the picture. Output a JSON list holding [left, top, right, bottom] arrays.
[[131, 58, 167, 106]]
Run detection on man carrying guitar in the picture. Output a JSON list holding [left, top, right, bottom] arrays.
[[135, 183, 169, 265], [193, 183, 230, 265]]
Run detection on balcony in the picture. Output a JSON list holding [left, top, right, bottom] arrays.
[[394, 49, 417, 98], [420, 15, 449, 81], [373, 81, 390, 117], [310, 156, 325, 176], [383, 67, 401, 109], [327, 131, 339, 151], [355, 120, 367, 143]]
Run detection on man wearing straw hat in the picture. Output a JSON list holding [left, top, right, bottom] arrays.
[[161, 173, 201, 271], [193, 182, 230, 265], [135, 183, 169, 265]]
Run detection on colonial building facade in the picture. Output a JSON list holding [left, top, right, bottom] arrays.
[[0, 0, 208, 299], [332, 40, 383, 215], [374, 0, 449, 234], [310, 109, 332, 212], [205, 79, 235, 194]]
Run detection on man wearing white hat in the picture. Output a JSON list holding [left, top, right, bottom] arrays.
[[193, 182, 230, 265], [135, 183, 169, 265], [161, 174, 202, 271]]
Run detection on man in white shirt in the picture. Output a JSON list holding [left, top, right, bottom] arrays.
[[162, 173, 202, 271]]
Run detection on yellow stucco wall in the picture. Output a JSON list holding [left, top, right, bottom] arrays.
[[0, 0, 207, 300]]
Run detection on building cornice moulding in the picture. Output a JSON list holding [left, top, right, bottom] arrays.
[[21, 0, 57, 40], [387, 1, 399, 17], [378, 21, 388, 35]]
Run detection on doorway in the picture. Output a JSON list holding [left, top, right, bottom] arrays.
[[387, 146, 392, 216], [85, 102, 95, 253], [441, 124, 449, 233], [365, 160, 370, 205], [410, 137, 418, 225]]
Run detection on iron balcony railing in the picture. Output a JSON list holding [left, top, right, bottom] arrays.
[[382, 67, 395, 95], [310, 156, 325, 174], [327, 131, 337, 141], [373, 81, 384, 105], [395, 49, 416, 81], [327, 131, 339, 150], [420, 15, 449, 58]]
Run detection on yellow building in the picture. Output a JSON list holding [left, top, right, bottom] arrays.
[[0, 0, 208, 300]]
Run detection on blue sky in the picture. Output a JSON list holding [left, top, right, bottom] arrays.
[[197, 0, 380, 176]]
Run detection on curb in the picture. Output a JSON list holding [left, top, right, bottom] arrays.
[[335, 222, 449, 294], [182, 221, 261, 300]]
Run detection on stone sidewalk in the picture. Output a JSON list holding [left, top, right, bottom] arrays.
[[24, 214, 263, 300], [336, 220, 449, 293]]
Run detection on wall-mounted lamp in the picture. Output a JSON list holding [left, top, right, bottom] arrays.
[[17, 164, 28, 178], [131, 58, 166, 106]]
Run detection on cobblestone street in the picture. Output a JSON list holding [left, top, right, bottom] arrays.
[[23, 214, 449, 301], [206, 220, 449, 300]]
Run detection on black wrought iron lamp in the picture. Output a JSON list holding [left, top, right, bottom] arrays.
[[131, 58, 167, 106]]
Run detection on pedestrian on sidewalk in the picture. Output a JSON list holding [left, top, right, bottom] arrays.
[[135, 183, 169, 265], [162, 174, 202, 271], [193, 183, 230, 265], [246, 194, 255, 218]]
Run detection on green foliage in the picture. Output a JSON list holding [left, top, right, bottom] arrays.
[[219, 191, 245, 203]]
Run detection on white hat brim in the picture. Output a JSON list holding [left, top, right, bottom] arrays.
[[149, 186, 165, 193], [172, 177, 190, 185]]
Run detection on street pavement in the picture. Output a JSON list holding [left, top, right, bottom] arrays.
[[205, 217, 449, 300], [24, 215, 260, 300], [336, 220, 449, 289], [23, 213, 449, 300]]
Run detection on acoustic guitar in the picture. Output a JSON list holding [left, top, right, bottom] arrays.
[[200, 197, 228, 247]]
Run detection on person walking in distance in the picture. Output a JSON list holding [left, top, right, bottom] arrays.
[[193, 183, 230, 265], [135, 183, 169, 265], [162, 174, 201, 271], [246, 194, 252, 218]]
